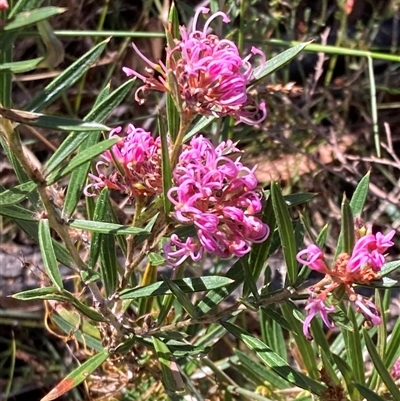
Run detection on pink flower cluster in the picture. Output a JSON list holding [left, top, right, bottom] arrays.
[[84, 124, 164, 198], [391, 358, 400, 380], [297, 229, 395, 340], [164, 135, 269, 266], [123, 7, 266, 125]]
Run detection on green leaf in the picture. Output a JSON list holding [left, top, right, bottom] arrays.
[[183, 115, 214, 142], [364, 329, 400, 401], [271, 182, 298, 284], [38, 219, 64, 290], [252, 41, 311, 84], [0, 107, 109, 131], [343, 307, 364, 384], [0, 57, 44, 73], [62, 80, 135, 216], [233, 350, 288, 389], [384, 314, 400, 369], [280, 302, 319, 379], [159, 115, 173, 216], [379, 260, 400, 278], [153, 338, 185, 394], [349, 171, 370, 216], [163, 276, 198, 319], [0, 181, 37, 206], [67, 219, 149, 235], [45, 79, 134, 175], [0, 204, 36, 221], [332, 354, 358, 400], [99, 231, 118, 298], [338, 194, 355, 255], [12, 286, 60, 300], [119, 276, 235, 299], [88, 188, 108, 267], [283, 192, 315, 207], [8, 0, 46, 19], [26, 39, 109, 112], [221, 322, 326, 395], [354, 383, 387, 401], [358, 276, 400, 289], [4, 7, 66, 31], [41, 349, 109, 401], [51, 312, 103, 352], [45, 138, 119, 184], [195, 259, 244, 316]]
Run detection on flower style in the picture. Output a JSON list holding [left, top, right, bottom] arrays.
[[164, 135, 269, 266], [123, 7, 266, 125], [84, 124, 164, 198], [299, 229, 396, 339]]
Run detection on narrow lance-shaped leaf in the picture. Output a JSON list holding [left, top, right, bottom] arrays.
[[0, 107, 109, 131], [45, 79, 135, 175], [67, 219, 150, 235], [0, 181, 37, 206], [153, 337, 185, 394], [88, 188, 109, 267], [336, 194, 355, 256], [159, 115, 173, 216], [40, 350, 109, 401], [99, 231, 118, 298], [4, 7, 66, 31], [252, 41, 311, 85], [221, 321, 326, 395], [38, 219, 64, 290], [271, 182, 297, 284], [364, 329, 400, 401], [8, 0, 46, 18], [163, 276, 198, 319], [26, 39, 109, 112], [46, 138, 119, 185], [350, 171, 370, 216], [119, 276, 235, 299], [63, 79, 135, 217]]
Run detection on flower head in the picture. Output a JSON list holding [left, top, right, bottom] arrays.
[[123, 7, 266, 125], [347, 230, 395, 272], [297, 228, 396, 339], [84, 125, 164, 198], [164, 135, 269, 265]]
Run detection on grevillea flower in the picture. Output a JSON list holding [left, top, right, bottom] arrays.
[[84, 124, 164, 198], [163, 135, 269, 266], [299, 229, 396, 339], [123, 7, 266, 125], [303, 295, 335, 340], [296, 244, 329, 273]]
